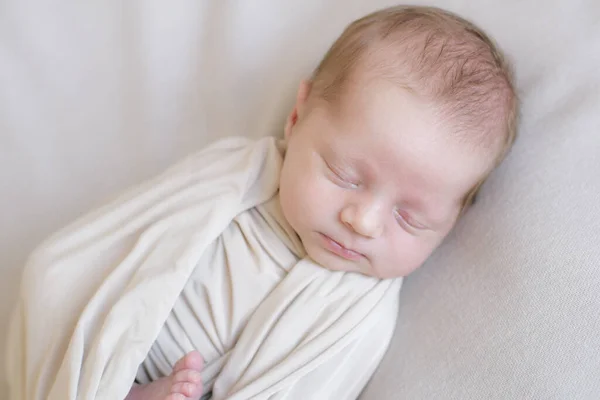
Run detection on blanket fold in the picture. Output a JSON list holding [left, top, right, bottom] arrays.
[[6, 136, 401, 400]]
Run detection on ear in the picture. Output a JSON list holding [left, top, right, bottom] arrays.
[[284, 80, 312, 139]]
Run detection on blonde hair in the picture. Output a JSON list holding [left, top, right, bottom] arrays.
[[311, 6, 518, 208]]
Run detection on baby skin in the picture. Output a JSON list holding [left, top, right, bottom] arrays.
[[125, 7, 517, 399], [126, 351, 204, 400]]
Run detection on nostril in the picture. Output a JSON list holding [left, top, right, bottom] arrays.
[[340, 207, 354, 229]]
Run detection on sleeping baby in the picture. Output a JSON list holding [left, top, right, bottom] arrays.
[[6, 5, 518, 400], [125, 6, 518, 400]]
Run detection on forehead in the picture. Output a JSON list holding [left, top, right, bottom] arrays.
[[314, 80, 491, 201]]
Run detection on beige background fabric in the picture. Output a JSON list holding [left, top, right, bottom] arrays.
[[1, 0, 599, 398]]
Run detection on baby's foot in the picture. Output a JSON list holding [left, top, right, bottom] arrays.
[[126, 351, 204, 400]]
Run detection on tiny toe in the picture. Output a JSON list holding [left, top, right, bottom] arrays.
[[171, 382, 198, 397], [184, 351, 204, 371], [173, 351, 204, 373], [174, 368, 202, 384]]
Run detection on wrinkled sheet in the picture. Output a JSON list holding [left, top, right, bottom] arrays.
[[6, 136, 401, 399], [3, 1, 600, 399]]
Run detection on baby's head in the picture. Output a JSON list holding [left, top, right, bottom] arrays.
[[279, 6, 518, 278]]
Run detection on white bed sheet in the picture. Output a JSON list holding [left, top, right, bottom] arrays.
[[2, 0, 599, 398]]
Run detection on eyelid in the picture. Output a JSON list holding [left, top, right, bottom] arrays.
[[394, 209, 427, 230], [325, 160, 360, 188]]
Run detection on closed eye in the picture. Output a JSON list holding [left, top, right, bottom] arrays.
[[325, 160, 360, 189], [394, 209, 428, 231]]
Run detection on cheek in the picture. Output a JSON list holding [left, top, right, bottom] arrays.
[[380, 232, 433, 276], [294, 174, 332, 220], [280, 161, 338, 227], [280, 162, 319, 224]]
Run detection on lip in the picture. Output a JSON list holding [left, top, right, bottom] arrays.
[[318, 233, 364, 261]]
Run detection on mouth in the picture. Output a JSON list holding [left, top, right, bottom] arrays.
[[318, 233, 364, 261]]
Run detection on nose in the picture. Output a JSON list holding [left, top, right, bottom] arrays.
[[340, 198, 384, 238]]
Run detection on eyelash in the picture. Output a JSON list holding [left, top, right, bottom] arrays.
[[326, 161, 360, 189], [394, 209, 426, 231]]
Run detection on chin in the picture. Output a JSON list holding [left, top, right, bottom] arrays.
[[312, 249, 366, 274], [305, 246, 341, 270]]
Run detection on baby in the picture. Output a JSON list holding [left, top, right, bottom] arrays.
[[126, 6, 517, 399], [18, 5, 518, 400]]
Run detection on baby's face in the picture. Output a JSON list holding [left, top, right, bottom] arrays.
[[279, 79, 491, 278]]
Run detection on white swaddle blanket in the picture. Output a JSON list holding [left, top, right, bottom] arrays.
[[6, 136, 402, 400]]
